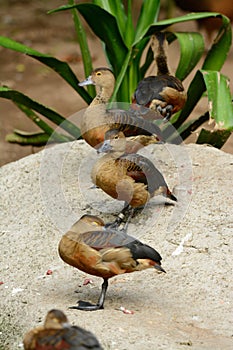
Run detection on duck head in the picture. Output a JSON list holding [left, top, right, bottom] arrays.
[[97, 129, 126, 157], [79, 67, 115, 91]]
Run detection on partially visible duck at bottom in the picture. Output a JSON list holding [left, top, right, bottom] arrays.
[[23, 309, 103, 349], [91, 129, 177, 228], [58, 214, 165, 311]]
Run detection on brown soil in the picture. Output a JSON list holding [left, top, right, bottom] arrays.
[[0, 0, 233, 167]]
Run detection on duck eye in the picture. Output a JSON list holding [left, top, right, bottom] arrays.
[[96, 71, 102, 76]]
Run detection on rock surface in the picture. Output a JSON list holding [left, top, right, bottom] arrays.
[[0, 141, 232, 350]]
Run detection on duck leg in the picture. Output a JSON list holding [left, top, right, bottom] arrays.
[[105, 203, 133, 230], [69, 279, 108, 311], [157, 104, 173, 121]]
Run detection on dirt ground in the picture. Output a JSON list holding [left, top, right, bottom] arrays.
[[0, 0, 233, 167], [0, 140, 233, 349], [0, 2, 233, 350]]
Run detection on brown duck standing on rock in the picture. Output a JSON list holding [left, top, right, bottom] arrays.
[[78, 67, 163, 153], [58, 214, 165, 311], [91, 129, 177, 227], [133, 32, 187, 121], [23, 309, 103, 349]]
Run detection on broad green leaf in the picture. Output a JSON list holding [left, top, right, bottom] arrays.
[[15, 104, 74, 142], [201, 70, 233, 129], [167, 112, 209, 143], [110, 50, 132, 102], [196, 128, 231, 148], [49, 4, 128, 74], [0, 36, 92, 104], [6, 131, 52, 146], [77, 3, 128, 72], [124, 0, 134, 47], [169, 32, 205, 81], [6, 130, 71, 146], [179, 113, 209, 141], [68, 0, 95, 97], [203, 15, 232, 71], [0, 87, 81, 138], [134, 0, 160, 45], [93, 0, 127, 40], [147, 12, 225, 34]]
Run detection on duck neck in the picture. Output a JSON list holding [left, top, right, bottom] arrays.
[[102, 149, 125, 161], [152, 33, 170, 76], [90, 86, 114, 106]]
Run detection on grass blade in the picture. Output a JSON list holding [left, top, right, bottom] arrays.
[[67, 0, 95, 97]]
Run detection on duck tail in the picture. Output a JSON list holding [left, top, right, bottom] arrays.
[[166, 188, 177, 202]]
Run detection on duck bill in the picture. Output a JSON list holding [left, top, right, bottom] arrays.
[[154, 264, 166, 273], [78, 75, 95, 86], [97, 140, 112, 154]]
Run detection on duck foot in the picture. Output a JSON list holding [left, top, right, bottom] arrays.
[[157, 104, 173, 121], [70, 279, 108, 311], [69, 300, 104, 311]]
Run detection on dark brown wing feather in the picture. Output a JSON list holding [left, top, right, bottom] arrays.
[[134, 75, 184, 106], [32, 326, 102, 349], [119, 153, 167, 194], [79, 230, 135, 250], [107, 108, 163, 140], [80, 230, 163, 266]]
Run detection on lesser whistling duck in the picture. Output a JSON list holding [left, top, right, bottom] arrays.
[[133, 32, 187, 121], [58, 214, 165, 311], [91, 129, 177, 227], [23, 309, 103, 349], [78, 67, 163, 153]]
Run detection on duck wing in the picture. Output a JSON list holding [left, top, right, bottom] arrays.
[[120, 153, 167, 193], [107, 108, 163, 140], [134, 75, 184, 106], [80, 230, 135, 250]]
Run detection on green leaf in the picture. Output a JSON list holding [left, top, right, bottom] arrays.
[[15, 103, 74, 142], [67, 0, 95, 97], [49, 4, 128, 74], [196, 128, 231, 148], [134, 0, 160, 45], [203, 15, 232, 71], [6, 129, 72, 146], [93, 0, 127, 40], [201, 70, 233, 129], [77, 3, 128, 73], [0, 36, 92, 104], [168, 32, 205, 81], [0, 87, 81, 138], [124, 0, 135, 47], [110, 50, 132, 102], [147, 12, 226, 34], [6, 131, 51, 146]]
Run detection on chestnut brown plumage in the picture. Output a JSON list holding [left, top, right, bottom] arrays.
[[133, 32, 187, 121], [23, 309, 103, 349], [91, 129, 177, 227], [58, 214, 165, 311], [79, 67, 163, 153]]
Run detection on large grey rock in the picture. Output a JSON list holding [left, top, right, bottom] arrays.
[[0, 141, 232, 350]]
